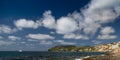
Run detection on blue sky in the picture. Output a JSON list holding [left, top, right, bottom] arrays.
[[0, 0, 120, 51]]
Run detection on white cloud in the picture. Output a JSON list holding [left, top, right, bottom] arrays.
[[40, 40, 53, 45], [83, 23, 101, 34], [100, 27, 115, 35], [63, 34, 89, 40], [14, 19, 41, 29], [0, 36, 3, 39], [42, 10, 56, 29], [0, 41, 14, 46], [56, 17, 78, 34], [21, 42, 26, 44], [88, 0, 120, 11], [98, 26, 117, 39], [8, 36, 21, 41], [26, 34, 55, 40], [0, 25, 17, 34], [80, 0, 120, 35], [83, 0, 120, 22], [27, 39, 38, 42], [60, 42, 75, 45], [98, 35, 117, 40], [92, 40, 102, 45], [54, 40, 64, 43], [68, 11, 83, 21], [54, 40, 76, 45]]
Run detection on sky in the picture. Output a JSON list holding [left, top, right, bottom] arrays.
[[0, 0, 120, 51]]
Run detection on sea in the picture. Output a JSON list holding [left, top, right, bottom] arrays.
[[0, 51, 106, 60]]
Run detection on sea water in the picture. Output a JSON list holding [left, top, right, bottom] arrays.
[[0, 51, 105, 60]]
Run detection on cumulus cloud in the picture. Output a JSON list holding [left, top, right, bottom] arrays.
[[92, 40, 102, 45], [0, 25, 17, 34], [98, 26, 117, 39], [8, 36, 21, 41], [20, 41, 26, 44], [98, 35, 117, 40], [0, 41, 14, 46], [42, 10, 56, 29], [83, 23, 101, 34], [26, 34, 55, 40], [14, 19, 41, 29], [63, 34, 89, 40], [80, 0, 120, 34], [56, 17, 78, 34], [0, 36, 3, 39], [54, 40, 76, 45], [27, 39, 38, 42], [40, 40, 53, 45], [83, 0, 120, 23], [100, 27, 115, 35]]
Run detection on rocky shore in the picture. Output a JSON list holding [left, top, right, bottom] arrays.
[[83, 48, 120, 60]]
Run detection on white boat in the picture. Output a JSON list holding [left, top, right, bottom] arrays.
[[18, 50, 23, 52]]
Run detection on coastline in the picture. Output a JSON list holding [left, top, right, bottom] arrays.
[[82, 51, 120, 60]]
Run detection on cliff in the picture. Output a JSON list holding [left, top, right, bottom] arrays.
[[95, 42, 120, 52]]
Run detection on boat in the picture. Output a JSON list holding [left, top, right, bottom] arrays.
[[18, 50, 23, 52]]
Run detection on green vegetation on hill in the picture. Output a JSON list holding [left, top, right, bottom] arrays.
[[48, 45, 96, 52]]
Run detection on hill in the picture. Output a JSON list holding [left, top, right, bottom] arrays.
[[48, 45, 96, 52]]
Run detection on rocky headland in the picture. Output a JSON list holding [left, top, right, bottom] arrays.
[[83, 42, 120, 60], [49, 42, 120, 60]]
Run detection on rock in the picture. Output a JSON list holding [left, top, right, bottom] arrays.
[[83, 58, 95, 60], [111, 48, 120, 56]]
